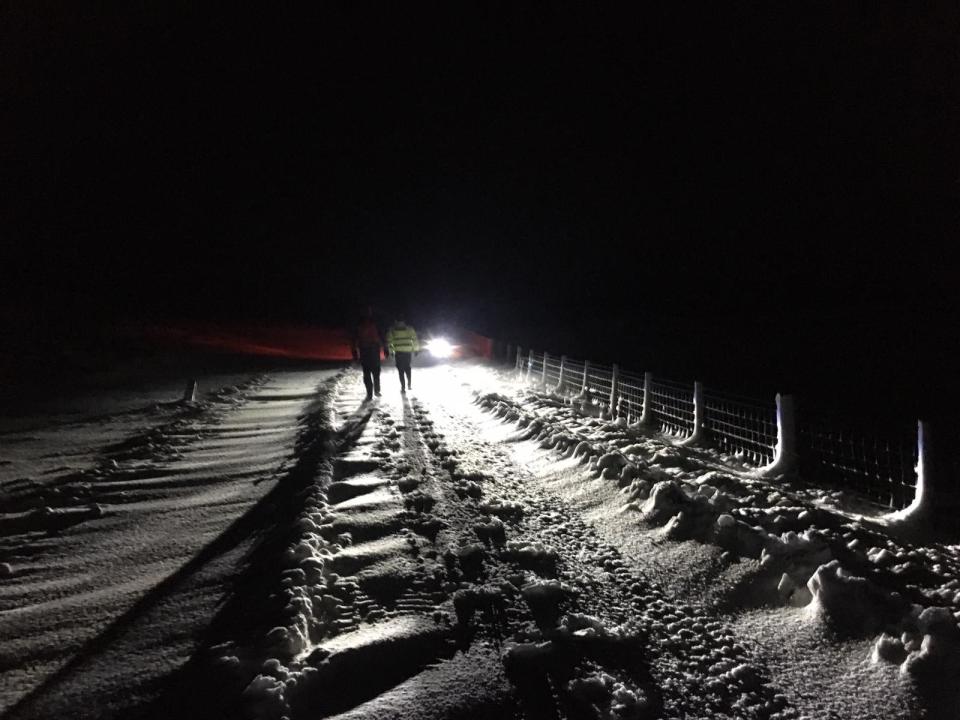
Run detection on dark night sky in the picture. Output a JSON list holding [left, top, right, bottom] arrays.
[[2, 2, 959, 420]]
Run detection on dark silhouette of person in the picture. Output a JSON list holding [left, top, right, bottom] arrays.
[[353, 308, 387, 401], [387, 316, 419, 392]]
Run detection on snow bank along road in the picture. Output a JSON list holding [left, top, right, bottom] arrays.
[[2, 362, 959, 719]]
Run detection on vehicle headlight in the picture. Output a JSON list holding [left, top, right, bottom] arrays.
[[426, 337, 455, 359]]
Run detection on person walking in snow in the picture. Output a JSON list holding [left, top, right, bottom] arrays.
[[386, 316, 419, 392], [353, 308, 387, 401]]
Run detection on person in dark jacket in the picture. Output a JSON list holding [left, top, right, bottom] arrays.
[[386, 317, 419, 392], [353, 308, 387, 401]]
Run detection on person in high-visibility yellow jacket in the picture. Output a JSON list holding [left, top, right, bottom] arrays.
[[386, 318, 420, 392]]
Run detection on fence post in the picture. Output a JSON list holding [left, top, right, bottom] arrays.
[[582, 360, 590, 394], [640, 371, 653, 425], [558, 355, 567, 391], [899, 419, 960, 522], [609, 363, 620, 417], [541, 351, 549, 387], [515, 346, 522, 373], [183, 379, 198, 402], [910, 420, 934, 517], [684, 381, 705, 445], [527, 349, 534, 382], [761, 393, 797, 476]]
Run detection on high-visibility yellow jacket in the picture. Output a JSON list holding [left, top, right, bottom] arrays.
[[387, 323, 420, 353]]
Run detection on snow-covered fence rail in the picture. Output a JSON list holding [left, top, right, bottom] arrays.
[[646, 377, 695, 438], [703, 389, 778, 466], [798, 419, 917, 510]]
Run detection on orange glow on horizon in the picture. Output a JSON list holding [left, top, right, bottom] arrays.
[[144, 322, 354, 361]]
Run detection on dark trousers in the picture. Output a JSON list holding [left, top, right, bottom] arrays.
[[359, 346, 381, 398], [361, 363, 381, 398], [395, 351, 412, 388]]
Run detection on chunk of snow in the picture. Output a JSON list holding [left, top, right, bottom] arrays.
[[917, 606, 960, 638], [505, 540, 558, 571], [640, 480, 688, 519], [597, 452, 628, 471], [727, 663, 761, 691], [900, 633, 954, 676], [807, 560, 906, 635], [662, 512, 689, 540], [623, 479, 651, 503], [716, 514, 736, 529], [522, 578, 565, 602], [872, 633, 907, 664], [474, 516, 506, 544], [479, 499, 525, 520], [568, 672, 612, 700], [453, 584, 504, 624], [777, 573, 796, 597], [502, 640, 554, 669], [868, 547, 894, 566]]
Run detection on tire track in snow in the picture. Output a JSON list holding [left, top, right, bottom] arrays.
[[475, 379, 944, 720], [265, 373, 665, 720], [142, 366, 811, 720], [440, 374, 803, 720], [184, 374, 519, 720]]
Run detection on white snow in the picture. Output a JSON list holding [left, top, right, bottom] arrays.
[[2, 360, 959, 719]]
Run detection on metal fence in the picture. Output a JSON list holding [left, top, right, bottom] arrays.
[[703, 389, 778, 466], [562, 358, 586, 392], [527, 351, 544, 379], [544, 354, 562, 386], [584, 364, 614, 404], [646, 378, 695, 438], [617, 370, 645, 424], [798, 419, 917, 509], [508, 346, 919, 510]]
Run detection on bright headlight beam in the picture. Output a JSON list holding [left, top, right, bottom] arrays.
[[426, 337, 455, 359]]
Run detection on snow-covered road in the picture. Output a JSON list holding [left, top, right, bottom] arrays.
[[0, 370, 340, 718], [2, 362, 958, 719]]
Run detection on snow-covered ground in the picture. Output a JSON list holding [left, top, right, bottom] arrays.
[[2, 361, 958, 719]]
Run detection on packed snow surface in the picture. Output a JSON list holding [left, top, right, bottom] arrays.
[[2, 361, 959, 719]]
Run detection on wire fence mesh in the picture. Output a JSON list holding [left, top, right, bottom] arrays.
[[617, 371, 646, 424], [511, 348, 921, 510], [799, 419, 917, 509], [562, 358, 586, 392], [584, 364, 613, 404], [647, 378, 695, 437], [544, 355, 562, 386], [703, 389, 777, 466], [527, 351, 544, 379]]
